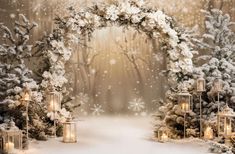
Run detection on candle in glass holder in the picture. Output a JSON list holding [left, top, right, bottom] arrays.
[[225, 124, 232, 136], [204, 126, 213, 140], [23, 91, 30, 101], [49, 100, 59, 112], [5, 142, 14, 153], [65, 132, 76, 142], [161, 133, 168, 142], [181, 102, 189, 112]]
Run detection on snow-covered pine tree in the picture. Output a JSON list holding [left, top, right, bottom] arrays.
[[0, 14, 50, 144], [153, 25, 197, 138], [0, 14, 77, 143], [193, 9, 235, 134], [154, 9, 235, 140]]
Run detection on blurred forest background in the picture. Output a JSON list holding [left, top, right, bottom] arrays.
[[0, 0, 234, 115]]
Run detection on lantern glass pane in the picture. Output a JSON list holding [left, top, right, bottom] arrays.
[[179, 95, 190, 112], [197, 79, 205, 91], [2, 130, 22, 152], [47, 92, 61, 112], [224, 117, 232, 136], [63, 123, 77, 143], [213, 79, 222, 92]]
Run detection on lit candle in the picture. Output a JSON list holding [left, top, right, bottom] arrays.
[[50, 100, 59, 111], [5, 142, 14, 153], [225, 125, 232, 136], [181, 103, 189, 112], [66, 133, 75, 141], [204, 126, 213, 140], [24, 92, 30, 101], [161, 133, 168, 142]]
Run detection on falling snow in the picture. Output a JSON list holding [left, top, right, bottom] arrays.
[[90, 104, 105, 116], [128, 98, 145, 112]]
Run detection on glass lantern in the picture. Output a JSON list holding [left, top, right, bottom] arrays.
[[196, 77, 206, 92], [204, 126, 214, 140], [213, 78, 222, 93], [47, 91, 61, 112], [0, 120, 22, 154], [217, 105, 235, 138], [63, 117, 77, 143], [178, 89, 192, 113], [157, 127, 169, 143]]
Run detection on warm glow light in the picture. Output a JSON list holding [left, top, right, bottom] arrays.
[[65, 132, 76, 142], [181, 102, 189, 112], [49, 100, 60, 112], [23, 92, 30, 101], [225, 124, 232, 136], [5, 142, 14, 153], [204, 126, 213, 140], [161, 133, 168, 142], [63, 122, 77, 143]]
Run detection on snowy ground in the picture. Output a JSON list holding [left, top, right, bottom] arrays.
[[22, 116, 210, 154]]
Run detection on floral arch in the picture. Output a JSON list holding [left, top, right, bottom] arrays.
[[42, 0, 194, 97]]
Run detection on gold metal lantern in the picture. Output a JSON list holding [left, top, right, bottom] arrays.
[[47, 91, 61, 112], [197, 77, 206, 92], [178, 88, 192, 138], [21, 88, 32, 144], [213, 78, 222, 93], [63, 117, 77, 143], [156, 127, 169, 143], [178, 89, 192, 113], [47, 91, 61, 137], [0, 120, 22, 154], [217, 105, 235, 146], [196, 76, 206, 138], [213, 78, 223, 112]]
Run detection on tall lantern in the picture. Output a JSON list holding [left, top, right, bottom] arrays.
[[0, 120, 22, 154], [213, 78, 222, 112], [47, 91, 61, 112], [21, 88, 32, 146], [217, 105, 235, 146], [178, 88, 192, 138], [196, 77, 206, 138], [47, 91, 61, 137], [63, 117, 77, 143]]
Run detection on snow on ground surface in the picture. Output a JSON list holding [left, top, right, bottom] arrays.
[[23, 116, 210, 154]]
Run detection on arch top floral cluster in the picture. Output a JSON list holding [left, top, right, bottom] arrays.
[[57, 0, 194, 82]]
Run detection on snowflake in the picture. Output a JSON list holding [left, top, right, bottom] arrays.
[[77, 93, 89, 105], [128, 98, 145, 112], [109, 59, 117, 65], [90, 104, 104, 116], [91, 68, 96, 74], [10, 13, 16, 19]]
